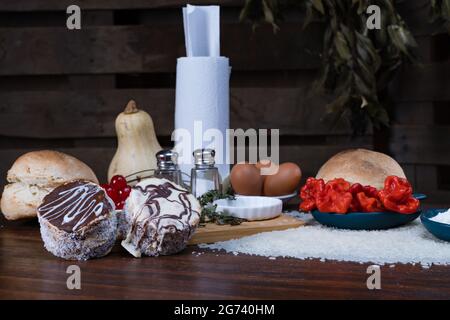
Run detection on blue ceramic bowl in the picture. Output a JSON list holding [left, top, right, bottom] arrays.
[[421, 209, 450, 242], [311, 210, 421, 230], [310, 193, 425, 231], [414, 194, 427, 201]]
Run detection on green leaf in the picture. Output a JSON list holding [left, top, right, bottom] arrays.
[[262, 0, 280, 32], [354, 72, 374, 97], [340, 23, 355, 48], [357, 0, 367, 15], [311, 0, 325, 14], [355, 31, 381, 71], [356, 58, 376, 89], [239, 0, 254, 22], [198, 189, 245, 226], [303, 2, 314, 29], [387, 26, 409, 53], [334, 31, 352, 61], [444, 0, 450, 19]]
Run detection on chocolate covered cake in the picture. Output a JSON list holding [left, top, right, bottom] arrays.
[[37, 180, 117, 260], [122, 178, 201, 257]]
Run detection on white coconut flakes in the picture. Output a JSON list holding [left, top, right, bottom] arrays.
[[199, 212, 450, 268]]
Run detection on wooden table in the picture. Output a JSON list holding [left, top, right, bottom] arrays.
[[1, 217, 450, 300]]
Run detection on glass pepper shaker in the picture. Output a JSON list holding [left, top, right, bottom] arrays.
[[190, 148, 221, 198], [154, 149, 183, 186]]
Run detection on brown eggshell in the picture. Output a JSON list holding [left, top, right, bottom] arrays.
[[263, 162, 302, 196], [255, 160, 280, 181], [230, 163, 264, 196], [255, 159, 272, 170]]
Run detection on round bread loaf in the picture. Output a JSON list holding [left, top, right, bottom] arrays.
[[1, 150, 98, 220], [6, 150, 98, 186], [37, 180, 117, 260], [316, 149, 406, 190], [122, 178, 201, 257]]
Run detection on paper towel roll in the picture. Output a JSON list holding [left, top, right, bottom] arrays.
[[174, 56, 231, 179]]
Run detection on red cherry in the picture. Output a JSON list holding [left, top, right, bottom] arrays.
[[105, 186, 115, 195], [119, 186, 131, 201], [115, 200, 125, 210], [105, 188, 119, 203], [100, 183, 109, 190], [111, 175, 127, 190], [102, 184, 113, 194]]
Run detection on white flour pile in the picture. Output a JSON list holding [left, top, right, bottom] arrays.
[[431, 209, 450, 224], [199, 212, 450, 267]]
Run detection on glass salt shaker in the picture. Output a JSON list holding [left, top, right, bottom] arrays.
[[154, 149, 183, 186], [190, 148, 221, 198]]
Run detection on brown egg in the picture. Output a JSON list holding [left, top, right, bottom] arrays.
[[255, 159, 272, 170], [255, 160, 279, 179], [263, 162, 302, 196], [230, 163, 264, 196]]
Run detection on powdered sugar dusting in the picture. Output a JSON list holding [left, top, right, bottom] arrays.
[[199, 212, 450, 268]]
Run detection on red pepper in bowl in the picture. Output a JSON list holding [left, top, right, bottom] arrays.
[[378, 176, 419, 214], [356, 192, 384, 212], [316, 179, 353, 214], [299, 177, 325, 211], [299, 175, 420, 215], [349, 183, 383, 212]]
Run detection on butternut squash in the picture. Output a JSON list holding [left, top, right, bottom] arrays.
[[108, 100, 162, 182]]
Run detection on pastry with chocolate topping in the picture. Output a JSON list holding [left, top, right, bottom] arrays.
[[122, 178, 200, 257], [37, 180, 117, 260]]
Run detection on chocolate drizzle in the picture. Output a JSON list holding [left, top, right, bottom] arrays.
[[38, 180, 113, 232], [129, 181, 200, 246]]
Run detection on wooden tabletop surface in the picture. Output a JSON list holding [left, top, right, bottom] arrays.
[[1, 216, 450, 300]]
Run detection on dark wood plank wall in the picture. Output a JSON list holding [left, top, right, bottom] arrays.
[[0, 1, 448, 206], [389, 1, 450, 206]]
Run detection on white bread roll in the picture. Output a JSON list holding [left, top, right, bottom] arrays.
[[6, 150, 98, 186], [316, 149, 406, 190], [1, 183, 52, 220], [1, 150, 98, 220]]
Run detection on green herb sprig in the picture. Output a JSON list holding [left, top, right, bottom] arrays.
[[197, 189, 247, 226]]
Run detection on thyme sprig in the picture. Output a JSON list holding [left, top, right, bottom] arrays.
[[197, 189, 247, 226]]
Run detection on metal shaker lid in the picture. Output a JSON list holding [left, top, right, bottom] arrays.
[[156, 149, 179, 169], [193, 148, 216, 166]]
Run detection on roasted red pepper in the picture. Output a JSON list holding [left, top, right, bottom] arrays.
[[356, 192, 384, 212], [299, 177, 325, 211], [378, 176, 419, 214], [349, 183, 383, 212], [363, 185, 379, 199], [299, 175, 419, 214], [349, 183, 364, 211], [316, 179, 353, 214], [328, 178, 351, 192]]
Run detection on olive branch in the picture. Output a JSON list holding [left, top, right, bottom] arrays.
[[240, 0, 448, 135]]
